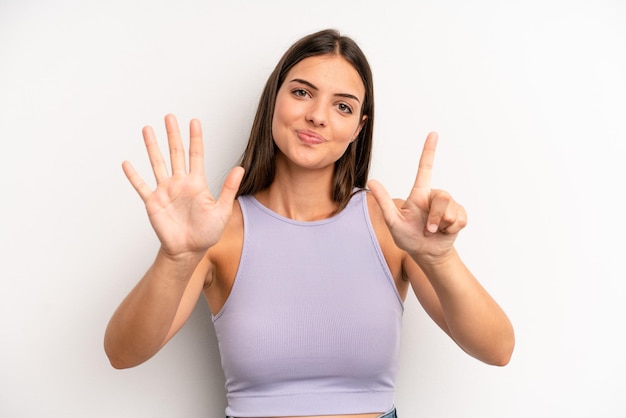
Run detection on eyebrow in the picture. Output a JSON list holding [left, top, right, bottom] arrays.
[[289, 78, 362, 103]]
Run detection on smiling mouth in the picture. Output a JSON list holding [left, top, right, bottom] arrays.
[[297, 130, 325, 145]]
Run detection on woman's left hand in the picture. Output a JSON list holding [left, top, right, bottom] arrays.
[[368, 132, 467, 264]]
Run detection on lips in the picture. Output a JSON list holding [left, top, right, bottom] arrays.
[[296, 129, 325, 145]]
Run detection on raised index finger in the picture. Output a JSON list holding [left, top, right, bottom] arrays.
[[413, 132, 438, 190]]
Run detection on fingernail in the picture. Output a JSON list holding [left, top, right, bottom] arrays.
[[427, 224, 438, 233]]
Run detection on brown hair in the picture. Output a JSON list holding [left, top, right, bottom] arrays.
[[237, 29, 375, 212]]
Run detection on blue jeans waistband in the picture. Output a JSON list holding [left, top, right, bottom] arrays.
[[379, 407, 397, 417]]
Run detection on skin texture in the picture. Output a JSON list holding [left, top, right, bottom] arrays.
[[104, 55, 514, 418], [271, 55, 366, 176]]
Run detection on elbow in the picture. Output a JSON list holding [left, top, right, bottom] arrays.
[[104, 337, 142, 370], [487, 330, 516, 367], [109, 360, 127, 370], [490, 349, 513, 367], [104, 346, 132, 370], [464, 325, 515, 367], [103, 333, 160, 370], [105, 351, 145, 370], [107, 354, 134, 370], [104, 341, 148, 369]]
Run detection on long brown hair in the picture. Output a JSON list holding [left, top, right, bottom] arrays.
[[237, 29, 375, 211]]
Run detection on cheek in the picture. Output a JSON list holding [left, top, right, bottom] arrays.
[[273, 90, 297, 118], [272, 97, 296, 130], [271, 98, 287, 137], [337, 119, 362, 144]]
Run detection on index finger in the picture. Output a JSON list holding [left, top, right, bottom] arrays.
[[413, 132, 438, 190]]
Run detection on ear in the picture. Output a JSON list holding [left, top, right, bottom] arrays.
[[351, 114, 368, 142]]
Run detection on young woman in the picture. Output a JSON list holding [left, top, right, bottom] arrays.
[[104, 29, 514, 418]]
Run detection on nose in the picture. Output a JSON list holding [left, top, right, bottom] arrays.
[[305, 100, 327, 127]]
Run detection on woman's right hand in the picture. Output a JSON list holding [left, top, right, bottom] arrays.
[[122, 114, 244, 258]]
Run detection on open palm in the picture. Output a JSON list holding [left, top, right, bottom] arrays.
[[122, 114, 244, 257]]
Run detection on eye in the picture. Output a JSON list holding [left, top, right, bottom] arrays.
[[337, 103, 353, 114], [291, 88, 310, 98]]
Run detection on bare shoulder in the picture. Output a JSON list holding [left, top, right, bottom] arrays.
[[204, 199, 244, 314], [206, 199, 244, 280]]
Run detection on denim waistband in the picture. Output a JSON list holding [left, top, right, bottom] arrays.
[[379, 407, 397, 417]]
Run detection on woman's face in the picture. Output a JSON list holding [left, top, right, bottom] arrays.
[[271, 54, 367, 172]]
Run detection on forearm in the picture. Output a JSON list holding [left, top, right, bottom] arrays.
[[104, 248, 204, 369], [413, 249, 515, 366]]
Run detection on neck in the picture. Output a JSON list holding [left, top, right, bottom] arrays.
[[255, 158, 337, 221]]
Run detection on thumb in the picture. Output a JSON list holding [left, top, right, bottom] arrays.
[[217, 166, 245, 207], [367, 179, 398, 225]]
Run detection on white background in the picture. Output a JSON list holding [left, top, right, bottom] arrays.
[[1, 0, 625, 417]]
